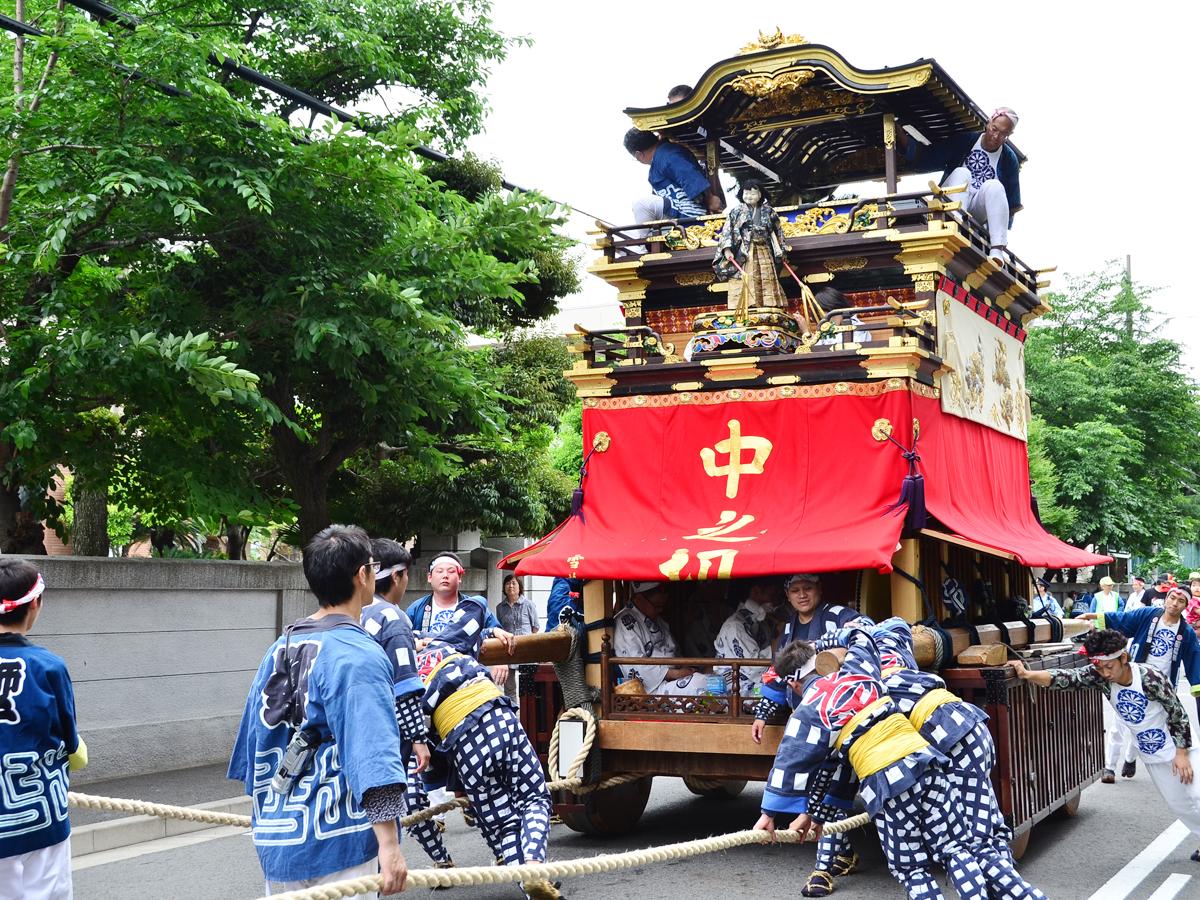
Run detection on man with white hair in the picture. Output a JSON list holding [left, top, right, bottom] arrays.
[[901, 108, 1021, 260]]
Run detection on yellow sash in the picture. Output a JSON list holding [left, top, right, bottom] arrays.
[[909, 688, 959, 733], [834, 698, 929, 779]]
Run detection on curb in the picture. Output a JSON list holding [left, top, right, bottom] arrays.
[[70, 796, 252, 858]]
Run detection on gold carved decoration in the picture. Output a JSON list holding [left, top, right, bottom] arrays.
[[824, 256, 869, 272], [738, 28, 808, 55], [732, 69, 815, 98], [871, 418, 894, 442], [912, 273, 936, 294], [675, 271, 716, 286], [727, 85, 871, 128], [592, 431, 611, 453], [583, 380, 938, 410], [623, 299, 643, 319], [883, 114, 896, 149], [912, 418, 921, 440], [783, 207, 850, 237]]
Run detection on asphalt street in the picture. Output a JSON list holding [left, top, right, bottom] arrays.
[[73, 769, 1200, 900]]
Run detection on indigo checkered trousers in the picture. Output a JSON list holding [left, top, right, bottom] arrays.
[[450, 702, 552, 868], [402, 744, 453, 864], [814, 814, 853, 873], [946, 724, 1045, 899], [874, 769, 990, 899]]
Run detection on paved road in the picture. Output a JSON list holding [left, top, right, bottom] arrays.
[[74, 769, 1198, 900]]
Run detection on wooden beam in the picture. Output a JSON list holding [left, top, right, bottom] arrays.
[[598, 720, 781, 756], [920, 527, 1016, 560]]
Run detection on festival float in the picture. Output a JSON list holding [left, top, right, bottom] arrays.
[[489, 31, 1107, 856]]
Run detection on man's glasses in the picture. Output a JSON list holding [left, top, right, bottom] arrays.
[[364, 559, 381, 574]]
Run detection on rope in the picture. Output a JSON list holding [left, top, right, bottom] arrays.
[[68, 793, 252, 827], [70, 710, 637, 833], [256, 814, 872, 899]]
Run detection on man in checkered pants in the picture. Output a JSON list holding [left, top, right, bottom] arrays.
[[752, 627, 992, 899], [415, 603, 559, 900]]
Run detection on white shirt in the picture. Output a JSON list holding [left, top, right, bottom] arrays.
[[964, 136, 1001, 189], [1111, 665, 1177, 764], [1146, 618, 1181, 677], [613, 604, 680, 694], [714, 599, 775, 690], [1124, 589, 1149, 612]]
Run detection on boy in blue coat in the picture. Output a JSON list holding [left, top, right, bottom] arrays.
[[0, 559, 87, 900]]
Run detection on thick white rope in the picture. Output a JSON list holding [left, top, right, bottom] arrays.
[[257, 816, 872, 899]]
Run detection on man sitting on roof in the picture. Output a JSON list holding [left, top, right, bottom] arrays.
[[624, 128, 723, 233], [900, 108, 1021, 261], [613, 581, 708, 696]]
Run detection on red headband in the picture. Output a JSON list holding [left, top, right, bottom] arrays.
[[0, 573, 45, 614]]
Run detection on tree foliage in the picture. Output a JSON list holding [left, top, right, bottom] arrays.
[[1, 0, 577, 549], [330, 332, 576, 540], [1025, 264, 1200, 555]]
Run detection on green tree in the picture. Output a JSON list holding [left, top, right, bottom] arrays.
[[1, 0, 574, 547], [1025, 264, 1200, 555], [331, 332, 576, 540]]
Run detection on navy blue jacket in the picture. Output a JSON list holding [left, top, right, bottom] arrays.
[[1100, 606, 1200, 696], [905, 131, 1022, 221]]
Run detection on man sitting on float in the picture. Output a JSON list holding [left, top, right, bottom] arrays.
[[900, 107, 1021, 261], [714, 578, 781, 696], [750, 574, 859, 740], [613, 581, 708, 696]]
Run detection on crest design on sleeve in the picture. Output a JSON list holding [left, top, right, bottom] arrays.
[[1136, 728, 1167, 756], [259, 641, 321, 729], [0, 657, 27, 725], [1114, 688, 1148, 724], [804, 673, 880, 730]]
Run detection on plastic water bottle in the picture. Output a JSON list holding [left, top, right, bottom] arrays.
[[706, 673, 727, 695]]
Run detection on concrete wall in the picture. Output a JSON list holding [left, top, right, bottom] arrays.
[[16, 552, 511, 784], [20, 557, 311, 785]]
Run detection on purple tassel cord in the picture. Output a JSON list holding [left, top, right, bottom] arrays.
[[882, 434, 927, 534], [570, 448, 598, 523]]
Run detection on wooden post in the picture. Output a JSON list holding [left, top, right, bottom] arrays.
[[890, 538, 922, 621], [883, 113, 898, 194], [706, 138, 721, 199], [584, 578, 610, 691]]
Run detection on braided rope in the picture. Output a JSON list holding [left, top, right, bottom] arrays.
[[68, 793, 252, 827], [258, 815, 872, 899]]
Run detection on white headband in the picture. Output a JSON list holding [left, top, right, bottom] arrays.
[[374, 563, 407, 581], [991, 107, 1019, 128], [0, 573, 45, 614], [1089, 649, 1124, 662]]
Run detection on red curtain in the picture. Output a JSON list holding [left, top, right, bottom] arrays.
[[915, 395, 1110, 567], [507, 387, 914, 580]]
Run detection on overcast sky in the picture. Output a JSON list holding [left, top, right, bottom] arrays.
[[467, 1, 1196, 347]]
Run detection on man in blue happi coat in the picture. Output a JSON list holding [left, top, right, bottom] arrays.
[[836, 617, 1045, 899], [405, 552, 515, 828], [229, 525, 408, 897], [752, 627, 991, 900]]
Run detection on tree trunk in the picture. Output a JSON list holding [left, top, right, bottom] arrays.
[[71, 482, 110, 557], [0, 481, 47, 554], [292, 471, 332, 546], [226, 522, 250, 559]]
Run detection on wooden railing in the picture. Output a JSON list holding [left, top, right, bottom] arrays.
[[600, 640, 774, 722]]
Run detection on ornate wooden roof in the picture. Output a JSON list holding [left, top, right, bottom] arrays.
[[625, 32, 1025, 191]]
